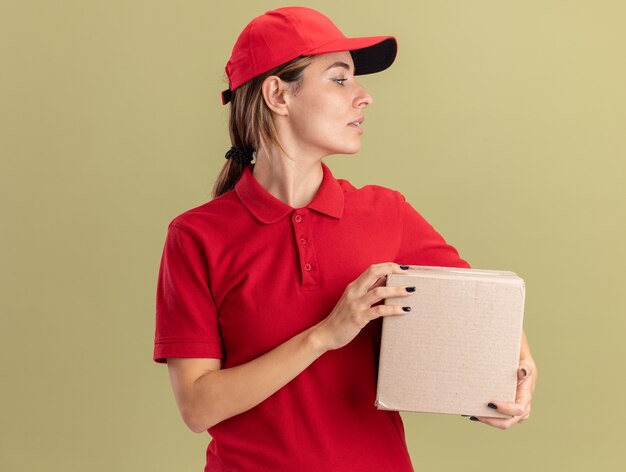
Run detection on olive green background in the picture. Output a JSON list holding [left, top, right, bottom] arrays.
[[1, 0, 624, 470]]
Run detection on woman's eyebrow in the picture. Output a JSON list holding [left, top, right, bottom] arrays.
[[324, 61, 352, 72]]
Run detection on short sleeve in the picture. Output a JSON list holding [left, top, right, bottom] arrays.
[[395, 192, 471, 269], [153, 223, 222, 363]]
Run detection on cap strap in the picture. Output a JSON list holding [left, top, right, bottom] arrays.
[[221, 88, 233, 105]]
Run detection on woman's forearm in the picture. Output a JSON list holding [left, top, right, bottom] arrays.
[[179, 324, 327, 432]]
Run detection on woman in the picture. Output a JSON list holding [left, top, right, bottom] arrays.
[[153, 6, 537, 471]]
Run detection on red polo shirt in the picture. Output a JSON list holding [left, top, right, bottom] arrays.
[[154, 162, 469, 471]]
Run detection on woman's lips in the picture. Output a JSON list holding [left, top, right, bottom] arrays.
[[348, 116, 365, 134]]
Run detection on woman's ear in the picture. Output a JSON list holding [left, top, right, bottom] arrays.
[[262, 76, 289, 116]]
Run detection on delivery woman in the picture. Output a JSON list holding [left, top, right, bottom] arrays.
[[153, 6, 537, 471]]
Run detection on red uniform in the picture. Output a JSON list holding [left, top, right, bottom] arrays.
[[154, 162, 469, 471]]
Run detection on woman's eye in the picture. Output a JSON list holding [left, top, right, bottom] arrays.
[[335, 78, 348, 86]]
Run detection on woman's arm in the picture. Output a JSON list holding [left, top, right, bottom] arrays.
[[167, 324, 324, 432], [168, 262, 413, 432]]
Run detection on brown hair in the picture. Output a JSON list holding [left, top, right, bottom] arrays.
[[212, 56, 315, 198]]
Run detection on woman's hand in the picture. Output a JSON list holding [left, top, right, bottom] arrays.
[[470, 344, 537, 429], [311, 262, 414, 352]]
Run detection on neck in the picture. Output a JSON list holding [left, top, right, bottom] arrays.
[[252, 147, 324, 208]]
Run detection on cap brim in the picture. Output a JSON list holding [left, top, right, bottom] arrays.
[[350, 37, 397, 75], [307, 36, 397, 76]]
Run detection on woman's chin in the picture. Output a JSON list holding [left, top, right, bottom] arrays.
[[336, 142, 362, 155]]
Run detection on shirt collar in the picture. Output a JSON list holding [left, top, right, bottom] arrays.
[[235, 162, 344, 224]]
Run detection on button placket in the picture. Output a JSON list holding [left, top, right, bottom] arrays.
[[291, 210, 319, 290]]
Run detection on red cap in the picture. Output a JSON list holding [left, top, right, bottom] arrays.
[[221, 6, 398, 105]]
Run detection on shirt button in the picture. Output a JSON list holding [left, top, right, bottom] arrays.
[[294, 214, 302, 223], [299, 238, 306, 245], [304, 263, 312, 271]]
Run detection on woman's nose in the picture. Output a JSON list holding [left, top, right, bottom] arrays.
[[354, 82, 373, 108]]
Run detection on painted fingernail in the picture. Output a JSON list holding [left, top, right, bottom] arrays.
[[400, 265, 409, 270], [405, 286, 416, 292], [487, 403, 497, 410], [521, 368, 528, 377], [469, 416, 479, 421], [402, 306, 411, 312]]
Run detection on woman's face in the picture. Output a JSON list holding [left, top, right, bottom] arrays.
[[283, 51, 373, 158]]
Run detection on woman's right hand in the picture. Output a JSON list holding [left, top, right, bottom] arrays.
[[311, 262, 414, 352]]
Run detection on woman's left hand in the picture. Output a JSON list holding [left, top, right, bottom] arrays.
[[470, 358, 537, 429]]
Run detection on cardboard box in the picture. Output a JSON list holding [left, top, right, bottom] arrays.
[[375, 266, 525, 419]]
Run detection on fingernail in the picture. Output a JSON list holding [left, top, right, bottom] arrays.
[[469, 416, 479, 421], [400, 265, 409, 270], [487, 403, 497, 410], [521, 368, 527, 377], [402, 306, 411, 312], [405, 286, 416, 292]]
